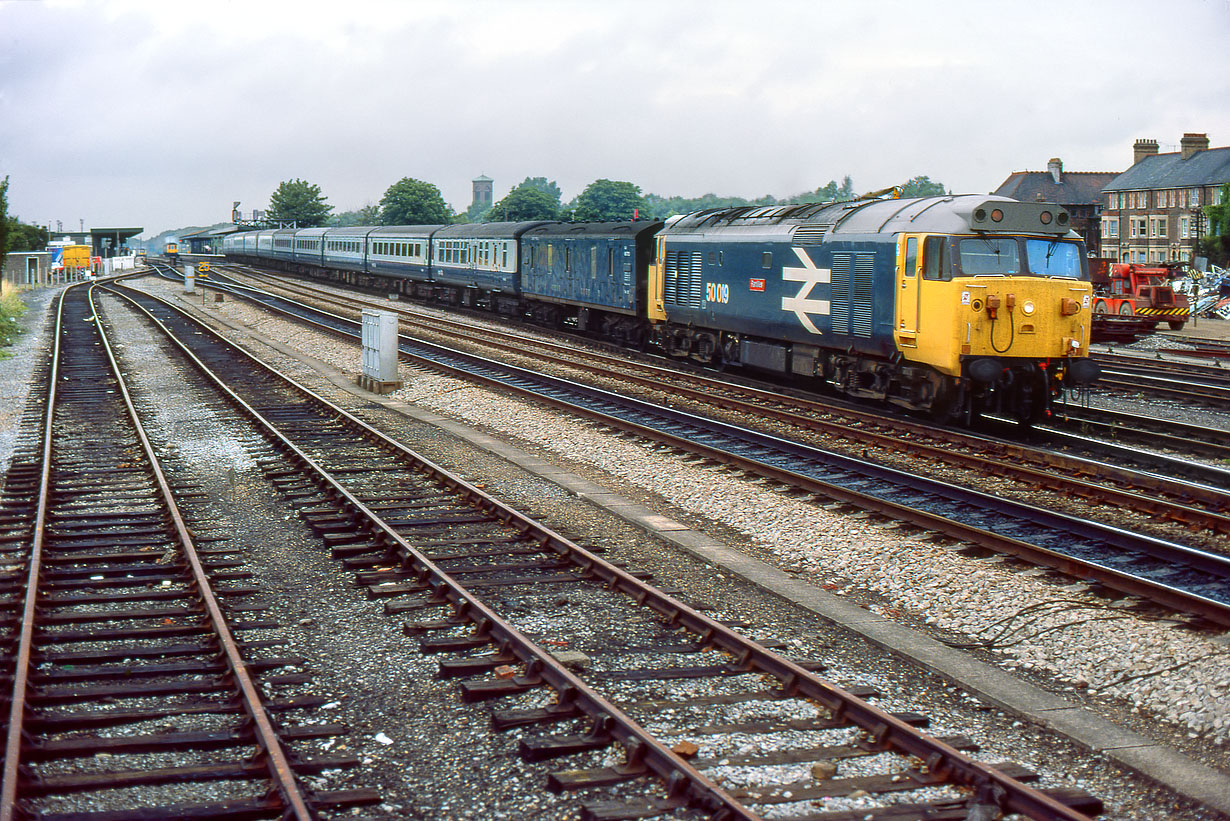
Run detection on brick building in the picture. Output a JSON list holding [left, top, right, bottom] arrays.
[[992, 158, 1118, 251], [1099, 133, 1230, 264]]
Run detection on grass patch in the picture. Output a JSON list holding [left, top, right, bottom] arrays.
[[0, 284, 29, 357]]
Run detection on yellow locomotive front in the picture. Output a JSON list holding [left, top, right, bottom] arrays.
[[894, 199, 1099, 423]]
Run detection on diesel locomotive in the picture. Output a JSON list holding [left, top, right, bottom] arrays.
[[222, 194, 1099, 423]]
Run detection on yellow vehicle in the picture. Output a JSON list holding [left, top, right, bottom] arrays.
[[61, 245, 91, 271]]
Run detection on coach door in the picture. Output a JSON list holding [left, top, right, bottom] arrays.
[[896, 235, 922, 344]]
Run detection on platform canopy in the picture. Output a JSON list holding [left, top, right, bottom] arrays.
[[90, 227, 143, 257]]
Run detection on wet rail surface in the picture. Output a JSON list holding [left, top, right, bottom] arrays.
[[104, 282, 1105, 818], [0, 282, 378, 819], [164, 269, 1230, 629]]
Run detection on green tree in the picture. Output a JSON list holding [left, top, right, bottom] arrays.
[[5, 219, 49, 251], [1205, 183, 1230, 237], [518, 177, 562, 207], [331, 204, 381, 227], [267, 178, 332, 227], [379, 177, 452, 225], [570, 179, 646, 222], [0, 176, 9, 256], [488, 184, 559, 222], [899, 175, 948, 198]]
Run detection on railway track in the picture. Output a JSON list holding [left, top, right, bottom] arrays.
[[1045, 404, 1230, 467], [1090, 351, 1230, 409], [95, 281, 1107, 819], [202, 265, 1230, 513], [0, 282, 378, 819], [164, 266, 1230, 623]]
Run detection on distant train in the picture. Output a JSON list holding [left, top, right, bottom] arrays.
[[164, 241, 179, 263], [223, 195, 1100, 423]]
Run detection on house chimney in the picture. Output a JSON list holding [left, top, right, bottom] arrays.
[[1047, 158, 1063, 184], [1133, 139, 1159, 165], [1180, 132, 1209, 160]]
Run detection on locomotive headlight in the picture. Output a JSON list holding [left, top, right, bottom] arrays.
[[1022, 300, 1035, 316]]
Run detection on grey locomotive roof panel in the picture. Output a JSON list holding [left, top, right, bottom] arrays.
[[662, 195, 1069, 241], [1103, 147, 1230, 191]]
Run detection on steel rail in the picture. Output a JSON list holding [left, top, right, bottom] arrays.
[[108, 282, 1095, 820], [1, 283, 314, 821], [198, 266, 1230, 521], [0, 285, 67, 821], [147, 271, 1230, 626]]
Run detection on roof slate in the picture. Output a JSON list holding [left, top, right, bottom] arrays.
[[992, 171, 1118, 205], [1103, 146, 1230, 191]]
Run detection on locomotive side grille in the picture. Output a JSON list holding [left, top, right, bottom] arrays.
[[664, 249, 703, 309], [831, 254, 850, 334], [664, 250, 680, 305], [852, 252, 875, 337], [792, 225, 832, 245]]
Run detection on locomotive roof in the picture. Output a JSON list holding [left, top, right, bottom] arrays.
[[663, 195, 1075, 239]]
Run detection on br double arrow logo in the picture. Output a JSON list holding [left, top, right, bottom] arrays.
[[781, 247, 831, 335]]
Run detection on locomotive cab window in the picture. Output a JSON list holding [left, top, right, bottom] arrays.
[[904, 237, 918, 277], [957, 237, 1017, 276], [761, 252, 772, 269], [1025, 239, 1084, 279], [922, 236, 952, 280]]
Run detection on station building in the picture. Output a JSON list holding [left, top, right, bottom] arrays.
[[3, 226, 144, 287]]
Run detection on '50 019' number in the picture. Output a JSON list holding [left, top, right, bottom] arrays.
[[705, 282, 729, 304]]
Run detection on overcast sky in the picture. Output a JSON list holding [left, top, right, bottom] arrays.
[[2, 0, 1228, 240]]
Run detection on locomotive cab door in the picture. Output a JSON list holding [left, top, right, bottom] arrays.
[[895, 235, 922, 345]]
